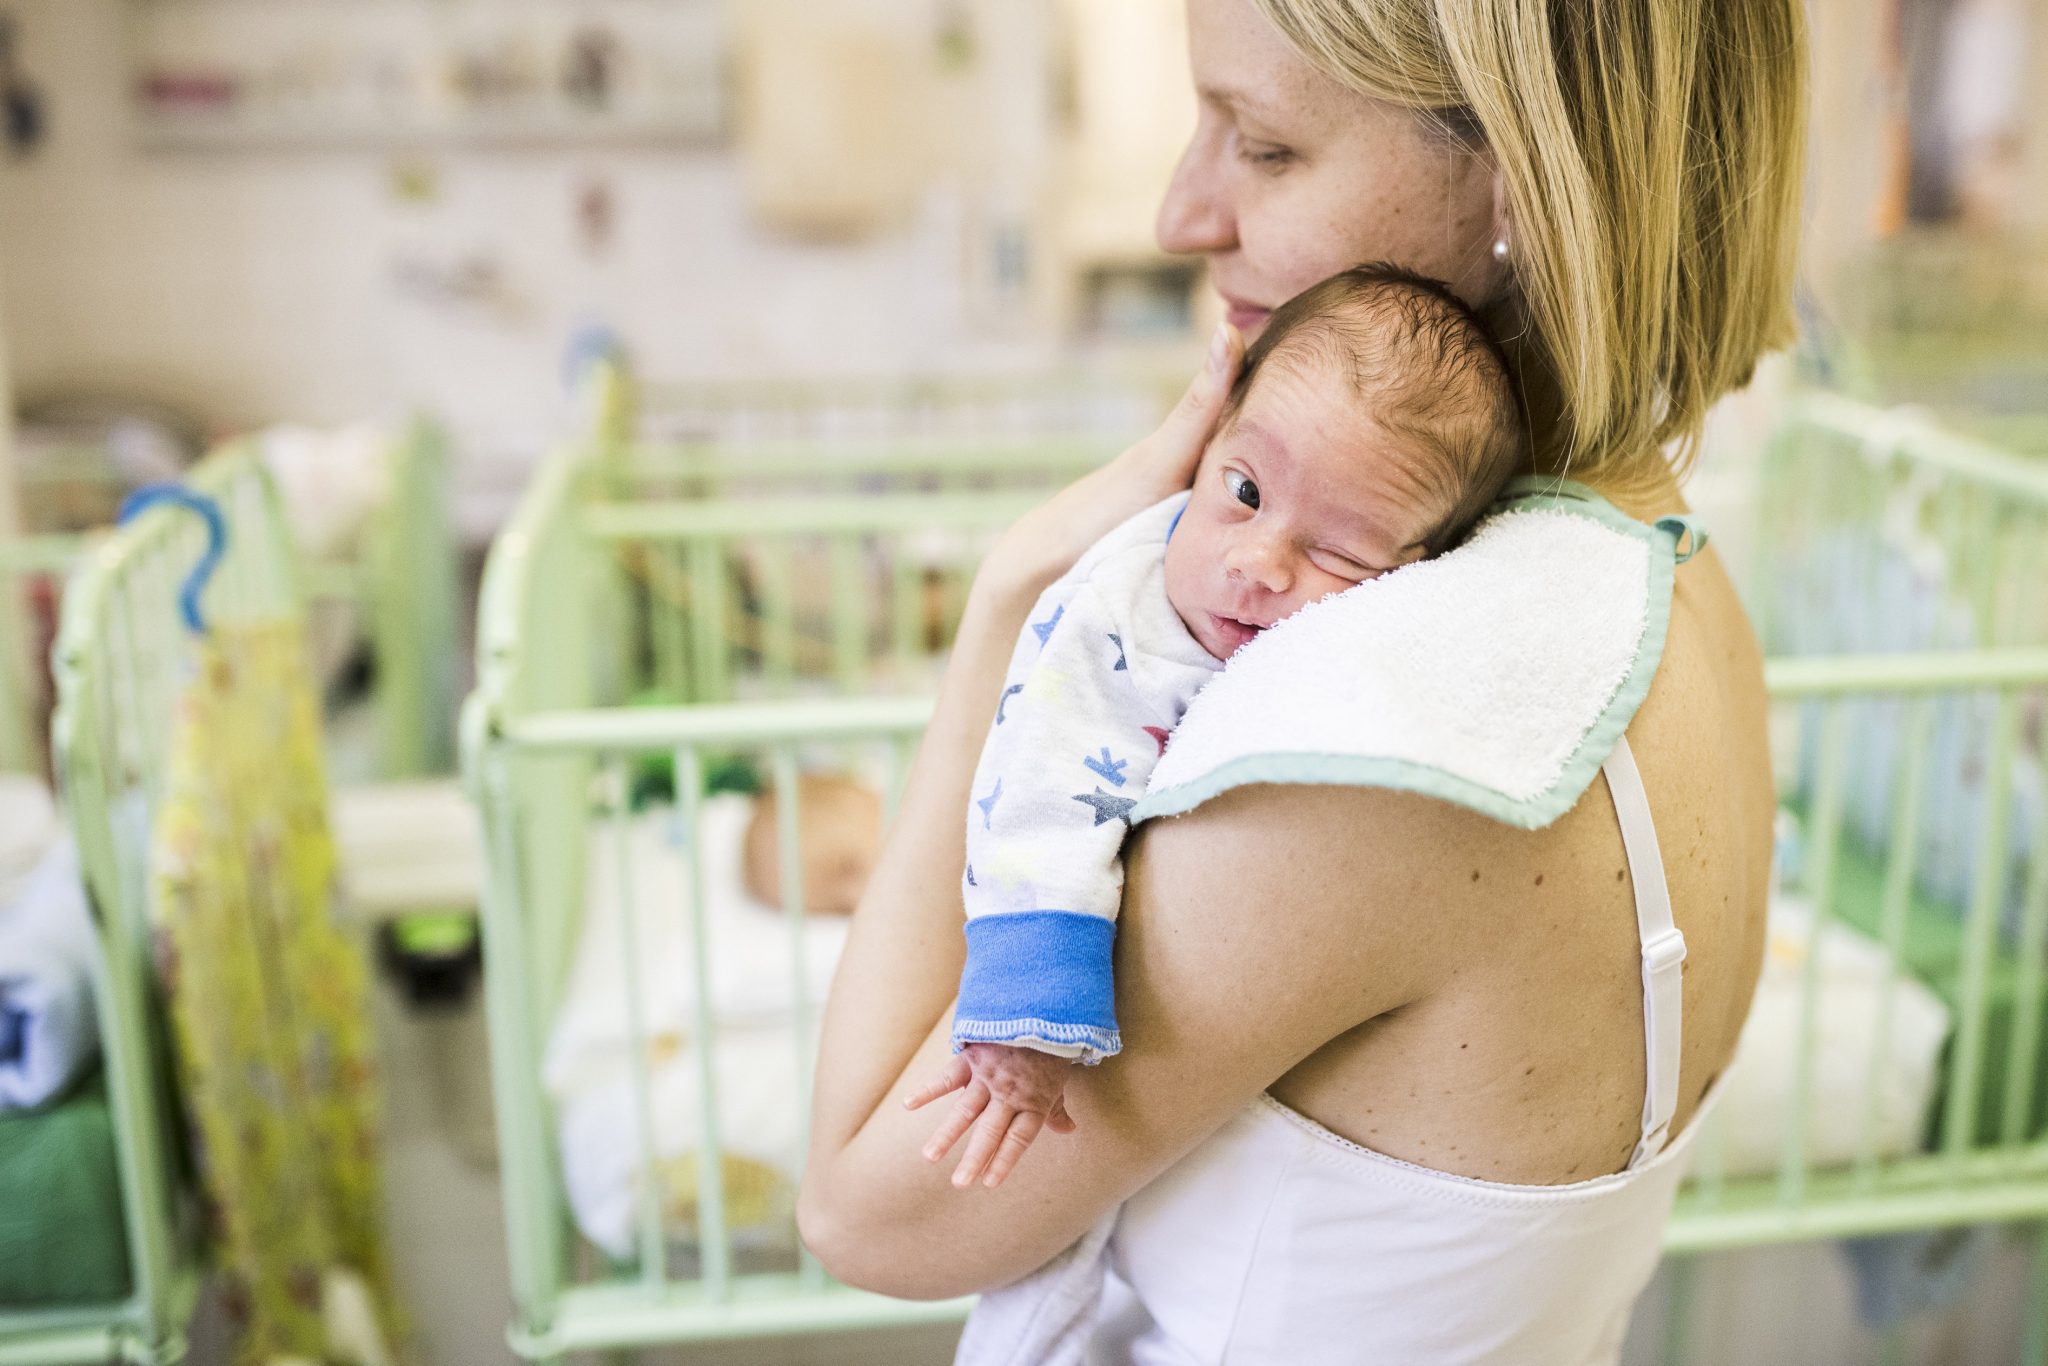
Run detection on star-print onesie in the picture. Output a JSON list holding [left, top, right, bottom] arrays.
[[955, 492, 1221, 1062]]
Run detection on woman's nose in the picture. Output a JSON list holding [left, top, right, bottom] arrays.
[[1156, 131, 1235, 257]]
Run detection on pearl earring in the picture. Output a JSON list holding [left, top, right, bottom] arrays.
[[1492, 237, 1510, 263]]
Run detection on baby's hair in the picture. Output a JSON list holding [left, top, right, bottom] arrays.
[[1221, 263, 1526, 556]]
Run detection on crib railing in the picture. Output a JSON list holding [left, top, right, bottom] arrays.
[[617, 362, 1180, 450], [0, 444, 299, 1366], [0, 418, 457, 783], [468, 396, 2048, 1362]]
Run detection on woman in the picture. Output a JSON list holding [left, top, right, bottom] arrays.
[[798, 0, 1803, 1358]]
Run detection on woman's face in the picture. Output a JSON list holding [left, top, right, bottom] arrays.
[[1158, 0, 1506, 339]]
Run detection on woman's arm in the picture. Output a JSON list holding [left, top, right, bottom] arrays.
[[799, 780, 1503, 1300], [802, 323, 1249, 1163]]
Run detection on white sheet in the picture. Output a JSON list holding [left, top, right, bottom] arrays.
[[0, 777, 102, 1111], [544, 795, 849, 1260], [1710, 894, 1951, 1178]]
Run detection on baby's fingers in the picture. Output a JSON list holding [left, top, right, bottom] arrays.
[[903, 1056, 972, 1112], [951, 1102, 1016, 1189], [922, 1080, 989, 1164], [980, 1109, 1046, 1189]]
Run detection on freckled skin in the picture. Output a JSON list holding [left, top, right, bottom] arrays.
[[1156, 0, 1510, 339]]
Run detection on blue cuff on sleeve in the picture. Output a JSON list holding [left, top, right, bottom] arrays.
[[955, 911, 1121, 1064]]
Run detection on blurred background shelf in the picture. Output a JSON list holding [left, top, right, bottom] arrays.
[[132, 108, 724, 153]]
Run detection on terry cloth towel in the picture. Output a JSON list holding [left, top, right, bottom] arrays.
[[1136, 478, 1700, 830], [0, 833, 103, 1113]]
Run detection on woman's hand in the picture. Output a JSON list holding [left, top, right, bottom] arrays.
[[983, 322, 1244, 603]]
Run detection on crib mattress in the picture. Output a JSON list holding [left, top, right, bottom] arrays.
[[0, 1067, 131, 1306]]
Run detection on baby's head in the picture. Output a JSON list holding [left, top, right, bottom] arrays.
[[742, 773, 884, 918], [1164, 264, 1524, 659]]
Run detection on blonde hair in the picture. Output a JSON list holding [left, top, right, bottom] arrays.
[[1253, 0, 1808, 489]]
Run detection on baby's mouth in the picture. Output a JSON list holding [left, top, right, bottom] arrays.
[[1206, 613, 1265, 656]]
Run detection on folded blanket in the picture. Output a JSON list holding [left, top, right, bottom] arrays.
[[0, 1067, 130, 1305], [0, 833, 103, 1112]]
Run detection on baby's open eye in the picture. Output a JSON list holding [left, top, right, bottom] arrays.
[[1223, 469, 1260, 511]]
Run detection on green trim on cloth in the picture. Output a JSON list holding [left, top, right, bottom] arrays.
[[1132, 479, 1690, 832]]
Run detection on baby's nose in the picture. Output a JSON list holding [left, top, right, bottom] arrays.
[[1226, 533, 1295, 596]]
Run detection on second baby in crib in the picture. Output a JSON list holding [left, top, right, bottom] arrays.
[[905, 263, 1528, 1188]]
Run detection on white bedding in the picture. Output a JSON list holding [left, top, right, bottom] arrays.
[[544, 795, 849, 1260], [0, 776, 101, 1112], [1710, 894, 1951, 1178]]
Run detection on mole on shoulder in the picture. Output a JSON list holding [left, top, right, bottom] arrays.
[[1534, 873, 1545, 886], [1470, 870, 1481, 882]]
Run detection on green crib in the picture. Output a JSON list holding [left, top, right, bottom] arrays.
[[465, 391, 2048, 1361], [0, 443, 307, 1365], [0, 416, 459, 784]]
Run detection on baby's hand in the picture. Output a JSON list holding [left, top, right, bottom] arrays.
[[904, 1043, 1079, 1190]]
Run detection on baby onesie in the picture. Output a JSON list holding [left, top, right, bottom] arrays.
[[954, 493, 1221, 1062]]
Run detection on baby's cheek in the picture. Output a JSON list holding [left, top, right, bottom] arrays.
[[1161, 519, 1209, 622]]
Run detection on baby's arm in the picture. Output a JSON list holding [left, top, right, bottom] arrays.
[[914, 547, 1218, 1186], [952, 577, 1169, 1062]]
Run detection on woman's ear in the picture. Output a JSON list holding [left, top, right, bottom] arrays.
[[1489, 166, 1513, 268]]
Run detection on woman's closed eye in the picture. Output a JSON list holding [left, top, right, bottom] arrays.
[[1238, 139, 1295, 171], [1223, 468, 1260, 510]]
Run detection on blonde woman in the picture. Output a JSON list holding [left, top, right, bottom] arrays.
[[799, 0, 1802, 1359]]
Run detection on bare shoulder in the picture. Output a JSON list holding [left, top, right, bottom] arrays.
[[1124, 545, 1774, 1182]]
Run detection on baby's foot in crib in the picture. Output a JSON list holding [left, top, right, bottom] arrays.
[[904, 1044, 1077, 1189]]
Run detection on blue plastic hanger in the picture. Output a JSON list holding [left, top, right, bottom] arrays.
[[116, 483, 228, 635]]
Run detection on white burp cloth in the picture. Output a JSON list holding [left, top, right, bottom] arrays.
[[1137, 480, 1696, 830]]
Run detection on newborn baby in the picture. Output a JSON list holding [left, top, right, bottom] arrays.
[[907, 263, 1527, 1188], [741, 774, 884, 918]]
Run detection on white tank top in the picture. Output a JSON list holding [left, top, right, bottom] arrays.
[[959, 733, 1709, 1366]]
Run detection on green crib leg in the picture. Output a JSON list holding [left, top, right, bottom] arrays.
[[2022, 1224, 2048, 1366], [1661, 1253, 1696, 1366]]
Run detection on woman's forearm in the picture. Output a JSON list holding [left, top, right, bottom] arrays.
[[805, 564, 1048, 1157]]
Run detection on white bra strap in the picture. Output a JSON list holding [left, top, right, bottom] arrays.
[[1601, 733, 1687, 1169]]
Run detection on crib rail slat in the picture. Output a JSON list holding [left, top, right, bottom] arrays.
[[1855, 697, 1934, 1189], [1782, 703, 1850, 1206], [2005, 766, 2048, 1147], [767, 747, 829, 1294], [1943, 689, 2022, 1161], [606, 760, 669, 1287], [676, 747, 734, 1299]]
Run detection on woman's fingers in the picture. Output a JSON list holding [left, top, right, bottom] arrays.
[[1140, 320, 1244, 491], [903, 1056, 972, 1112], [980, 1109, 1047, 1189], [980, 322, 1245, 597], [922, 1079, 990, 1163], [1045, 1096, 1077, 1135]]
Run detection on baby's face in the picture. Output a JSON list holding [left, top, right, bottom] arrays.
[[1163, 360, 1439, 660]]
